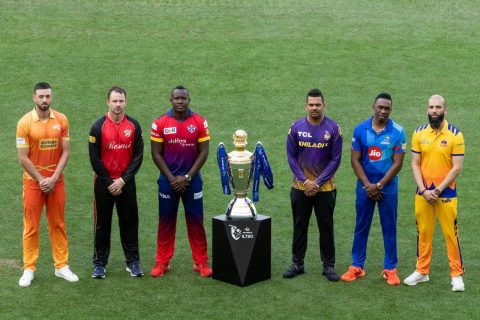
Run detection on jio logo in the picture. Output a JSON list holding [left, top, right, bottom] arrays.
[[368, 146, 382, 161]]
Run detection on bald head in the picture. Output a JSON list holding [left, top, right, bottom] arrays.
[[427, 94, 447, 129], [428, 94, 446, 107]]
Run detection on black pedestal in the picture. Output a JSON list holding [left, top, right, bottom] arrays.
[[212, 214, 271, 287]]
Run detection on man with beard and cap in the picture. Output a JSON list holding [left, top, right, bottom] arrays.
[[403, 94, 465, 292], [341, 93, 406, 286]]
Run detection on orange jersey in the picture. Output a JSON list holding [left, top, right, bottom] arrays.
[[16, 108, 70, 188], [411, 120, 464, 196]]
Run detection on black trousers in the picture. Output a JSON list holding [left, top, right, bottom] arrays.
[[290, 188, 336, 268], [93, 178, 140, 267]]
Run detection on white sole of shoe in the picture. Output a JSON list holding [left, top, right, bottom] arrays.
[[404, 276, 429, 286], [126, 267, 144, 277]]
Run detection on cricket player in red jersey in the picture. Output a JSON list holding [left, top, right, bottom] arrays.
[[150, 86, 212, 278], [89, 86, 144, 279]]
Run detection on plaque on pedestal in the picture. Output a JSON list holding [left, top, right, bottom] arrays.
[[212, 214, 271, 287]]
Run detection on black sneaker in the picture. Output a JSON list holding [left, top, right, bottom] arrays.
[[322, 266, 340, 282], [282, 264, 305, 279], [92, 265, 106, 279], [126, 262, 144, 277]]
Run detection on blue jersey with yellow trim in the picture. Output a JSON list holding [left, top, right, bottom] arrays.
[[352, 117, 406, 194]]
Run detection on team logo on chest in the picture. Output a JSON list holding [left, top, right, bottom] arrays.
[[324, 131, 331, 141], [187, 124, 196, 133], [381, 136, 390, 145], [124, 129, 132, 137], [440, 139, 448, 147], [52, 124, 61, 131]]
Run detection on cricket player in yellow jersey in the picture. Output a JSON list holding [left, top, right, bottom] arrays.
[[16, 82, 79, 287], [404, 95, 465, 292]]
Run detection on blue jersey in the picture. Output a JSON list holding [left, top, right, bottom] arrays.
[[352, 117, 406, 194]]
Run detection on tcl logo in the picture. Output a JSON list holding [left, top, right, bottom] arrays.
[[368, 146, 382, 161]]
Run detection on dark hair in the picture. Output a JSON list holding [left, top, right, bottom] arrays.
[[108, 86, 127, 100], [33, 82, 51, 93], [306, 88, 324, 102], [171, 85, 189, 97], [374, 92, 392, 105]]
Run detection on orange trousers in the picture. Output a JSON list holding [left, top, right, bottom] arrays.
[[22, 182, 68, 271], [415, 195, 463, 277]]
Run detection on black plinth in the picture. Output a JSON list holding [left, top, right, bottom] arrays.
[[212, 214, 271, 287]]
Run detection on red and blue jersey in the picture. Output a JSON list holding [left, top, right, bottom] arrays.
[[151, 109, 210, 176], [352, 117, 406, 194]]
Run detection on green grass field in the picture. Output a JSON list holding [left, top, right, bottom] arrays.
[[1, 1, 479, 319]]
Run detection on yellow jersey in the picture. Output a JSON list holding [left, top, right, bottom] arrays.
[[411, 120, 464, 197]]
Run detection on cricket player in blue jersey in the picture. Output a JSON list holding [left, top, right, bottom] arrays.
[[341, 93, 406, 285], [283, 88, 343, 281]]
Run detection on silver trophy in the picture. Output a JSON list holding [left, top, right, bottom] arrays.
[[220, 130, 257, 219]]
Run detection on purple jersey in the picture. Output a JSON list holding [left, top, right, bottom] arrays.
[[151, 109, 210, 176], [287, 116, 343, 191]]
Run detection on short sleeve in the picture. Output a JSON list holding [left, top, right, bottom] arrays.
[[411, 131, 420, 154], [394, 128, 406, 154], [197, 117, 210, 142], [452, 132, 465, 156], [16, 118, 30, 149], [61, 115, 70, 140], [150, 119, 164, 142], [351, 125, 361, 151]]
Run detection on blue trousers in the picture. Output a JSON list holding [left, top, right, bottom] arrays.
[[351, 190, 398, 270]]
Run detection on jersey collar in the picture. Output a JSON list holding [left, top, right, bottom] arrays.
[[368, 116, 392, 133], [427, 120, 449, 134], [168, 109, 192, 119], [31, 108, 55, 122]]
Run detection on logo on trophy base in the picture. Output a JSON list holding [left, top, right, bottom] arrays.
[[217, 130, 273, 219]]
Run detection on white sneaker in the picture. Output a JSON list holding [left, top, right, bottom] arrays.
[[451, 276, 465, 292], [403, 271, 429, 286], [19, 270, 34, 287], [55, 266, 79, 282]]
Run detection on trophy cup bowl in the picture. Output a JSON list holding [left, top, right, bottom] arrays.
[[225, 130, 257, 219]]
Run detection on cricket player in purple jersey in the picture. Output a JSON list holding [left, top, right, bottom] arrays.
[[283, 88, 343, 281]]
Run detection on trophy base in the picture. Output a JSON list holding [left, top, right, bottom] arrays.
[[225, 197, 257, 219], [212, 214, 271, 287]]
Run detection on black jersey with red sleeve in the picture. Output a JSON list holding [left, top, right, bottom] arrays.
[[89, 113, 143, 185]]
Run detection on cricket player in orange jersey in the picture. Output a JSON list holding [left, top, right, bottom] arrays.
[[16, 82, 79, 287], [404, 95, 465, 292]]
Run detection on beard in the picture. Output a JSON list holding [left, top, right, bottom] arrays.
[[428, 112, 445, 129]]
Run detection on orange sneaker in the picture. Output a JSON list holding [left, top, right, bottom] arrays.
[[341, 266, 365, 282], [194, 263, 212, 277], [150, 264, 171, 278], [382, 268, 400, 286]]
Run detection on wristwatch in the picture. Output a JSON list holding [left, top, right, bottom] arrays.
[[185, 174, 192, 182], [376, 182, 383, 190], [433, 188, 441, 196]]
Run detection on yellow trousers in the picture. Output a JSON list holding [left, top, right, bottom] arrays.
[[415, 195, 463, 277], [22, 182, 68, 271]]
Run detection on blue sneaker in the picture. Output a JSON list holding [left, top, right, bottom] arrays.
[[92, 266, 106, 279], [126, 262, 144, 277]]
